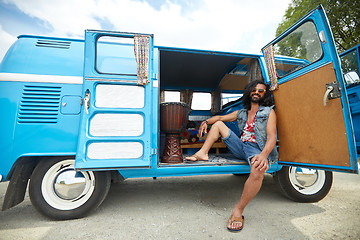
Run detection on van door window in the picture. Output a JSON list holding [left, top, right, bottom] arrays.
[[274, 21, 323, 77], [96, 36, 137, 75]]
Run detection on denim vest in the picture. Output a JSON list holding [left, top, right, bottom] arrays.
[[237, 105, 278, 163]]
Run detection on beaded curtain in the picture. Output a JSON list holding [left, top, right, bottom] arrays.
[[134, 35, 150, 85], [263, 44, 278, 91]]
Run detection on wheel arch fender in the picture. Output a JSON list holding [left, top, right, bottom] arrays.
[[2, 155, 74, 211], [2, 155, 122, 212], [2, 156, 39, 211]]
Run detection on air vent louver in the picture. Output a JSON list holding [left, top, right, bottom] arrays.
[[36, 39, 71, 49], [18, 85, 61, 124]]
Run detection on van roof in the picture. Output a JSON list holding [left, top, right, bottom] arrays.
[[1, 35, 262, 91]]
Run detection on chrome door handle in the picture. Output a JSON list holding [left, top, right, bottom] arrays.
[[84, 90, 90, 114], [323, 85, 333, 106]]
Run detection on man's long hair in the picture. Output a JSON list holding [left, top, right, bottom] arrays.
[[242, 80, 274, 110]]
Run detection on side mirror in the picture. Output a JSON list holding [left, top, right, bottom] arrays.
[[344, 71, 360, 85]]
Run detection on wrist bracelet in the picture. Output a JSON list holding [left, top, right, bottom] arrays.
[[204, 120, 208, 124]]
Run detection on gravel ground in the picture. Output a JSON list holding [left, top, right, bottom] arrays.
[[0, 169, 359, 240]]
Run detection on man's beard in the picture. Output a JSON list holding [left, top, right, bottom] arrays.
[[250, 93, 264, 103]]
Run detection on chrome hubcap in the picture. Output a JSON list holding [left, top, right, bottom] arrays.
[[289, 167, 326, 195], [54, 169, 87, 200], [294, 168, 318, 188], [42, 159, 95, 210]]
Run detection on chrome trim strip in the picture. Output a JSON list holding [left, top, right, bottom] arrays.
[[84, 78, 137, 83], [0, 73, 83, 84]]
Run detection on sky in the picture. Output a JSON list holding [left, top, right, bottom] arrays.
[[0, 0, 292, 62]]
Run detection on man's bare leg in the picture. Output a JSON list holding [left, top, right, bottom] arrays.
[[227, 165, 265, 230], [185, 121, 230, 161]]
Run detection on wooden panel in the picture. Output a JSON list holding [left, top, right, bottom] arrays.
[[181, 141, 226, 149], [274, 63, 350, 167], [219, 75, 248, 90], [181, 141, 226, 155], [219, 58, 252, 90]]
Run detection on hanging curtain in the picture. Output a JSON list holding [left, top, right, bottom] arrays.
[[211, 88, 222, 115], [247, 58, 262, 83], [263, 44, 278, 91], [160, 90, 165, 103], [180, 89, 193, 106], [134, 35, 150, 85]]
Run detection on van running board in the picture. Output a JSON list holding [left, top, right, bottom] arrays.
[[159, 154, 248, 166]]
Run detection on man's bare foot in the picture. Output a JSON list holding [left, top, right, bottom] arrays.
[[227, 215, 244, 232], [227, 206, 244, 230], [185, 152, 209, 161]]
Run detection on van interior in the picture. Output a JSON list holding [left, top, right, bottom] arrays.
[[158, 48, 264, 165]]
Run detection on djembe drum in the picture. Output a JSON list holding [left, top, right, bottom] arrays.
[[160, 102, 190, 163]]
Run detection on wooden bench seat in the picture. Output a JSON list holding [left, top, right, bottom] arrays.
[[181, 141, 227, 154]]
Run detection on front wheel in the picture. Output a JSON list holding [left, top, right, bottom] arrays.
[[29, 157, 111, 220], [274, 166, 333, 202]]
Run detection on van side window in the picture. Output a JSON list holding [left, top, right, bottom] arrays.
[[274, 21, 323, 77], [340, 49, 360, 85], [222, 93, 243, 105], [192, 92, 211, 110], [164, 91, 180, 102]]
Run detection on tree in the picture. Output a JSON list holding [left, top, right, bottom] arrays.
[[276, 0, 360, 52]]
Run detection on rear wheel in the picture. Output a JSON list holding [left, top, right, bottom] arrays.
[[274, 166, 332, 202], [29, 157, 111, 220]]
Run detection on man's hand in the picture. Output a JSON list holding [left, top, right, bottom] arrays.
[[198, 121, 208, 137], [251, 153, 269, 172]]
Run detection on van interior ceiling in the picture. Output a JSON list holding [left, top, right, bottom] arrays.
[[158, 48, 263, 93]]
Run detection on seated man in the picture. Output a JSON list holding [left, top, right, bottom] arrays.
[[185, 80, 278, 232]]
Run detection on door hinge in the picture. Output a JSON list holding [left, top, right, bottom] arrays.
[[151, 148, 157, 155]]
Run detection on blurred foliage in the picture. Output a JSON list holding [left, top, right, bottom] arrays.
[[276, 0, 360, 53], [274, 21, 322, 61]]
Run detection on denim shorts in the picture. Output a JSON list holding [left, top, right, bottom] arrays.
[[222, 130, 262, 165]]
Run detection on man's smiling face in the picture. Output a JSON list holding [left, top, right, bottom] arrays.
[[250, 83, 267, 103]]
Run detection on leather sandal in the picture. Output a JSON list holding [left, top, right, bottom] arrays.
[[227, 215, 244, 232]]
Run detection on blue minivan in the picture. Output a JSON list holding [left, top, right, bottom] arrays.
[[0, 5, 358, 220], [339, 43, 360, 154]]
